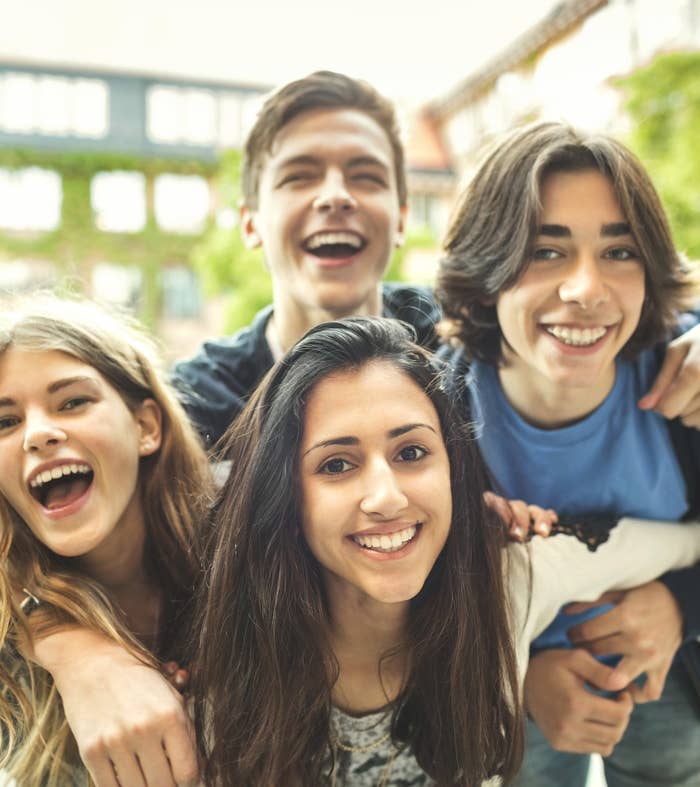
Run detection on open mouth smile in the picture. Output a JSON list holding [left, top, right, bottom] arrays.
[[29, 462, 94, 511], [350, 523, 420, 553], [302, 230, 367, 259], [544, 325, 609, 347]]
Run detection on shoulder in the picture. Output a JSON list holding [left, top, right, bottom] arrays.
[[170, 305, 274, 445]]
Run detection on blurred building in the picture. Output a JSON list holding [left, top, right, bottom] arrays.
[[428, 0, 700, 177], [0, 60, 268, 354]]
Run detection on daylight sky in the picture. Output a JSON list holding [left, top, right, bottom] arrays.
[[2, 0, 560, 104]]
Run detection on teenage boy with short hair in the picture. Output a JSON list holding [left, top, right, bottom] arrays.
[[172, 70, 438, 446], [437, 121, 700, 787]]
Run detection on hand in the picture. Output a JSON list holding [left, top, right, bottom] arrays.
[[162, 660, 191, 693], [524, 648, 633, 756], [33, 628, 200, 787], [483, 491, 557, 541], [639, 324, 700, 428], [566, 580, 683, 702]]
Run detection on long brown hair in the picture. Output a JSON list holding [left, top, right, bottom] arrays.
[[437, 121, 697, 364], [0, 295, 212, 785], [193, 317, 522, 786]]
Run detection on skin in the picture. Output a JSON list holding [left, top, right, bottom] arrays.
[[497, 170, 684, 755], [0, 348, 200, 787], [497, 169, 646, 428], [299, 361, 451, 711], [241, 107, 406, 353]]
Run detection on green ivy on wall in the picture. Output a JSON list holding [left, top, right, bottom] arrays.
[[0, 147, 219, 326]]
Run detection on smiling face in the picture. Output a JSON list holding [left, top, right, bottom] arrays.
[[242, 108, 406, 322], [299, 361, 451, 610], [496, 169, 646, 417], [0, 348, 161, 563]]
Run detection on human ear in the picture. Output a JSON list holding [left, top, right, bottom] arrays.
[[136, 399, 163, 457], [395, 205, 407, 248], [240, 205, 262, 249]]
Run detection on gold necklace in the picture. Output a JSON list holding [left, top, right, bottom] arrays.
[[329, 731, 400, 787]]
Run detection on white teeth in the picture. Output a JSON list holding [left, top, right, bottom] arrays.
[[546, 325, 607, 346], [352, 525, 417, 553], [30, 463, 91, 488], [306, 231, 362, 250]]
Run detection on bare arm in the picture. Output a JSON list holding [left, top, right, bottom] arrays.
[[31, 628, 200, 787]]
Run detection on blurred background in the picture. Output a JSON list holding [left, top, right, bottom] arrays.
[[0, 0, 698, 365]]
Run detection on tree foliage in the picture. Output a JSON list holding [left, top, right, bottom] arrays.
[[618, 51, 700, 259]]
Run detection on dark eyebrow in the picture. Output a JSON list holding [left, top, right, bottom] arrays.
[[347, 156, 389, 171], [0, 376, 98, 408], [539, 224, 571, 238], [601, 222, 632, 237], [303, 423, 436, 457], [275, 154, 320, 171], [47, 376, 99, 394]]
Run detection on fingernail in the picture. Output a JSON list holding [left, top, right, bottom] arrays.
[[512, 526, 523, 538]]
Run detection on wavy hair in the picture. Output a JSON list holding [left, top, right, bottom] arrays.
[[437, 121, 697, 364], [193, 317, 522, 786], [0, 294, 212, 785]]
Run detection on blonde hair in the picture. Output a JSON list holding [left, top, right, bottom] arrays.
[[0, 294, 212, 784]]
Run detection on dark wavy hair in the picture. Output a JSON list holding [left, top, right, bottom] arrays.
[[437, 121, 696, 364], [192, 317, 522, 786], [242, 70, 407, 208]]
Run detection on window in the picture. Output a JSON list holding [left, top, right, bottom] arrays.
[[0, 72, 109, 138], [0, 168, 62, 231], [91, 171, 147, 233], [147, 85, 216, 145], [154, 174, 210, 234], [160, 266, 202, 318]]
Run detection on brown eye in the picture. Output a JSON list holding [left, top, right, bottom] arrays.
[[396, 445, 427, 462], [319, 457, 353, 475]]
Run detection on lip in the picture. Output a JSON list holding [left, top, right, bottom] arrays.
[[26, 457, 94, 520]]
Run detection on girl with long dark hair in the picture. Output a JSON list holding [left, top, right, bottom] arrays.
[[193, 317, 700, 786]]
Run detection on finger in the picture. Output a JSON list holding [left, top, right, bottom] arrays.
[[638, 342, 687, 411], [137, 739, 177, 787], [569, 650, 622, 694], [633, 663, 670, 703], [483, 492, 514, 529], [574, 633, 628, 656], [680, 399, 700, 429], [108, 750, 147, 787], [507, 499, 531, 540], [565, 591, 623, 616], [163, 717, 200, 787], [567, 611, 624, 645], [580, 692, 633, 726], [606, 652, 655, 690], [527, 505, 556, 536], [86, 756, 121, 787]]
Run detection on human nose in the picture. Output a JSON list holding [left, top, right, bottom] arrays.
[[312, 169, 357, 214], [359, 460, 409, 518], [558, 254, 609, 309], [23, 411, 67, 453]]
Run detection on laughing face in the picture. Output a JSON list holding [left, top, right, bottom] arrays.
[[299, 361, 451, 609], [496, 169, 646, 419], [241, 108, 406, 322], [0, 348, 161, 563]]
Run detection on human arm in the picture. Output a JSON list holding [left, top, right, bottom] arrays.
[[31, 628, 200, 787], [639, 321, 700, 428], [510, 518, 700, 754]]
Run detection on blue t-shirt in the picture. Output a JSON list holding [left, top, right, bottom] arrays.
[[469, 348, 688, 653]]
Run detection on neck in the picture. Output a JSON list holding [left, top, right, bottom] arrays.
[[75, 500, 160, 643], [326, 583, 409, 714], [267, 285, 383, 359], [497, 348, 616, 428]]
